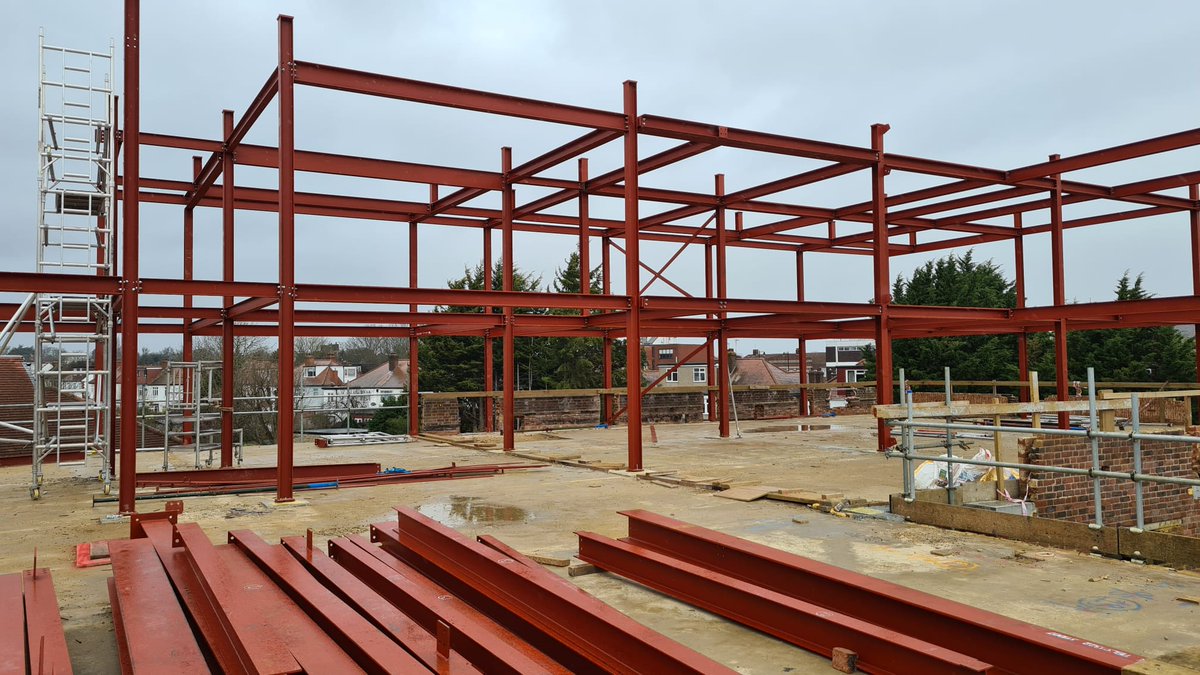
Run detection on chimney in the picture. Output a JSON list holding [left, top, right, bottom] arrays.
[[388, 353, 398, 372]]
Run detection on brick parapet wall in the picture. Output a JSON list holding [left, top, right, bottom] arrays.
[[1019, 429, 1200, 535]]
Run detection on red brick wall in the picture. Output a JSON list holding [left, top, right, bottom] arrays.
[[419, 398, 461, 433], [1020, 430, 1200, 535]]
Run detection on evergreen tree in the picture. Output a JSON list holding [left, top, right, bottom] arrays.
[[541, 251, 627, 389], [368, 395, 408, 435], [863, 251, 1017, 381], [1029, 273, 1195, 382]]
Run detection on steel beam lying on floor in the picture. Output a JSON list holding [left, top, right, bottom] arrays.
[[328, 534, 565, 675], [614, 510, 1143, 675], [228, 530, 424, 674], [108, 538, 209, 674], [135, 462, 381, 487], [577, 531, 992, 675], [22, 569, 74, 675], [280, 536, 480, 674], [372, 507, 737, 675], [0, 574, 26, 674], [173, 522, 364, 674]]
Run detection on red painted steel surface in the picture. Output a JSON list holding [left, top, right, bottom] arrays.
[[0, 573, 25, 675], [140, 522, 249, 674], [175, 522, 363, 673], [280, 536, 481, 674], [328, 535, 567, 675], [108, 539, 210, 673], [618, 510, 1144, 674], [23, 569, 74, 675], [228, 530, 424, 674], [135, 462, 380, 487], [576, 531, 993, 675], [372, 508, 737, 675], [107, 577, 133, 674]]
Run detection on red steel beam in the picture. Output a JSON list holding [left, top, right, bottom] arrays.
[[618, 510, 1143, 674], [135, 462, 380, 487], [0, 574, 24, 674], [107, 538, 209, 673], [328, 535, 566, 675], [280, 536, 480, 673], [575, 531, 992, 675], [175, 522, 362, 673], [228, 530, 426, 673], [295, 61, 626, 130], [371, 509, 735, 674], [119, 0, 141, 515], [23, 569, 74, 675], [623, 81, 644, 470]]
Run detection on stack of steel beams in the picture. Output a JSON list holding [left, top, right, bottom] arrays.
[[0, 568, 73, 675], [577, 510, 1147, 675], [104, 507, 733, 674]]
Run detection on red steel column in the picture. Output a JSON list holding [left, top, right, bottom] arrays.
[[796, 250, 809, 416], [871, 123, 893, 450], [705, 242, 716, 421], [623, 81, 643, 470], [118, 0, 140, 514], [501, 147, 516, 451], [1014, 212, 1029, 402], [220, 109, 235, 467], [482, 225, 494, 432], [275, 15, 296, 502], [579, 158, 591, 304], [1049, 154, 1069, 429], [1190, 184, 1200, 385], [182, 156, 200, 446], [602, 237, 613, 424], [408, 220, 419, 436], [715, 175, 730, 439]]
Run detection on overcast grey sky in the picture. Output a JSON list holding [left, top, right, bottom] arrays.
[[4, 1, 1200, 354]]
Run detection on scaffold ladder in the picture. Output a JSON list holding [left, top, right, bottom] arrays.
[[31, 31, 116, 499]]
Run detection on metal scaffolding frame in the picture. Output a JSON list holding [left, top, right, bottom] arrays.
[[3, 2, 1200, 511], [29, 31, 116, 499]]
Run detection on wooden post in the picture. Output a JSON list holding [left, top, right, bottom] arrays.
[[1029, 371, 1041, 430]]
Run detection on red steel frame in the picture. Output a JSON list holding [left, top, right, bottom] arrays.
[[2, 1, 1200, 511]]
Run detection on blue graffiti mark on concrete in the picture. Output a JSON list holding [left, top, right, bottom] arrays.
[[1077, 589, 1153, 613]]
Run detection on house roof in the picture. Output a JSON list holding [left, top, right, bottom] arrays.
[[731, 357, 801, 386], [347, 359, 409, 390]]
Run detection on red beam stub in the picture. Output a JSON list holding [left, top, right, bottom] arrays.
[[23, 569, 74, 675]]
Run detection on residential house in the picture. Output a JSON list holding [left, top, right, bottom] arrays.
[[823, 340, 871, 383], [730, 356, 801, 387], [346, 354, 409, 409], [295, 355, 359, 411], [114, 363, 180, 413], [641, 342, 709, 387]]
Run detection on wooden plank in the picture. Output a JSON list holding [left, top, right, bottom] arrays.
[[714, 486, 781, 502], [1100, 389, 1200, 400], [0, 573, 25, 675], [874, 398, 1125, 420]]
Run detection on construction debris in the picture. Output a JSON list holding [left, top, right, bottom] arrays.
[[313, 431, 412, 448]]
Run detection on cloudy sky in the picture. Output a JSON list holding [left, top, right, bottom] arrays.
[[3, 1, 1200, 354]]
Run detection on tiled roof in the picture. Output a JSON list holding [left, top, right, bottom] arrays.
[[347, 360, 409, 390], [731, 357, 801, 386]]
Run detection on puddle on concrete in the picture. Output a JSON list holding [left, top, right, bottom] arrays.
[[417, 495, 532, 527], [746, 424, 843, 433]]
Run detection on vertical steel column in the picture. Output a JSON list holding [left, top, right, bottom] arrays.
[[1190, 185, 1200, 387], [623, 81, 643, 470], [275, 15, 296, 502], [1014, 212, 1029, 402], [482, 225, 493, 432], [796, 250, 809, 416], [408, 220, 419, 436], [602, 237, 613, 424], [579, 158, 591, 303], [715, 175, 730, 439], [117, 0, 140, 514], [220, 109, 235, 467], [501, 147, 516, 451], [704, 242, 716, 421], [182, 155, 200, 447], [1049, 154, 1070, 429], [871, 124, 893, 450]]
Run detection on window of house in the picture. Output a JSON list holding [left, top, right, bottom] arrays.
[[693, 367, 707, 383], [658, 348, 675, 360], [305, 368, 316, 377], [666, 371, 679, 382], [344, 367, 356, 378], [847, 369, 867, 383]]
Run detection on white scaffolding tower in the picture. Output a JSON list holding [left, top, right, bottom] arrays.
[[31, 32, 116, 499]]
